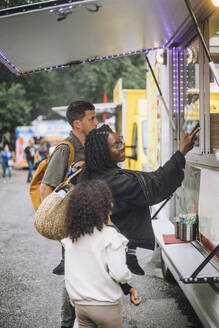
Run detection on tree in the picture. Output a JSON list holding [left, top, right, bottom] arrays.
[[68, 55, 146, 103]]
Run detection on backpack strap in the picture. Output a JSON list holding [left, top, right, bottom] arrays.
[[59, 140, 75, 170], [47, 140, 75, 178]]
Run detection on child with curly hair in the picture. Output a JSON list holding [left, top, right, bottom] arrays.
[[62, 180, 141, 328]]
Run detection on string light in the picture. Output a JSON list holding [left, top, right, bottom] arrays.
[[172, 47, 179, 114], [0, 47, 164, 75], [0, 50, 20, 73], [179, 49, 185, 113], [0, 1, 90, 17]]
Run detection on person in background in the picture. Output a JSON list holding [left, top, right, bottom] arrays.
[[1, 144, 13, 183], [37, 139, 50, 162], [24, 139, 35, 183], [40, 101, 98, 328], [62, 180, 141, 328], [79, 124, 200, 276], [35, 139, 50, 169]]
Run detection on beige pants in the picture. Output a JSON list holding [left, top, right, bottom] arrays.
[[74, 303, 122, 328]]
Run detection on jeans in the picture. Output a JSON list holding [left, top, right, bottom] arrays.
[[27, 160, 33, 182], [2, 162, 12, 179]]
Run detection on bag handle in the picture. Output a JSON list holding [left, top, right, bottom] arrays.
[[66, 167, 83, 183], [54, 168, 82, 192]]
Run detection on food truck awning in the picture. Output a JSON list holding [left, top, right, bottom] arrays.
[[0, 0, 213, 75]]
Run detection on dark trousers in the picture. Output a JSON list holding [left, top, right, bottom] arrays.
[[27, 160, 33, 182], [61, 283, 76, 327]]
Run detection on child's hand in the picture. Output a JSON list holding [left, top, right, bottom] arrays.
[[129, 288, 142, 306]]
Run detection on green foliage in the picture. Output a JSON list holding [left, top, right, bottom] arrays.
[[68, 55, 146, 103], [21, 70, 69, 118], [0, 82, 31, 135]]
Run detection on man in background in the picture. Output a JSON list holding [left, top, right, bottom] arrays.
[[24, 139, 35, 183]]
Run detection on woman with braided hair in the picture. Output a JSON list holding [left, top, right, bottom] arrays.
[[80, 124, 199, 275]]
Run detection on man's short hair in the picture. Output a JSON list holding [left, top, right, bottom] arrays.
[[66, 101, 95, 127]]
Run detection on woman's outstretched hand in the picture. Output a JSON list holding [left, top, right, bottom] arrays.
[[179, 127, 200, 156], [129, 288, 142, 306]]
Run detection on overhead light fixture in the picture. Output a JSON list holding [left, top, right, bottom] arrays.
[[211, 0, 219, 6], [85, 4, 101, 12], [186, 47, 198, 64], [187, 47, 193, 64], [50, 2, 101, 21], [156, 49, 167, 65]]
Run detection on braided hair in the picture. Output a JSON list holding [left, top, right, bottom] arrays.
[[65, 180, 113, 242], [81, 124, 118, 180]]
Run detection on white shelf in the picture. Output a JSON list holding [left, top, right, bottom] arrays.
[[152, 218, 219, 282]]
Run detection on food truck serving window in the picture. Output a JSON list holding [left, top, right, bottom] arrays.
[[209, 10, 219, 156], [177, 9, 219, 164]]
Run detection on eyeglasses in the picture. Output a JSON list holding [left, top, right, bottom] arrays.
[[112, 136, 125, 150]]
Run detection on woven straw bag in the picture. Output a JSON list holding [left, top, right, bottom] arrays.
[[34, 168, 82, 240]]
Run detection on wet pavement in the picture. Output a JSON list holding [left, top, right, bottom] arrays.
[[0, 169, 204, 328]]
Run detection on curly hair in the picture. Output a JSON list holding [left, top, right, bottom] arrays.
[[80, 124, 117, 181], [65, 180, 113, 243]]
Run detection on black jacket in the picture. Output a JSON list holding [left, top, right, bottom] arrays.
[[88, 151, 185, 250], [24, 146, 35, 164]]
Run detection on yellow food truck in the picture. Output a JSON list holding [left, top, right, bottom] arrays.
[[113, 79, 147, 171]]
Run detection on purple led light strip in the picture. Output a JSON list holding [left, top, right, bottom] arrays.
[[19, 47, 163, 75], [179, 50, 185, 113], [0, 50, 20, 73], [0, 46, 164, 75], [172, 47, 179, 114], [49, 3, 83, 13]]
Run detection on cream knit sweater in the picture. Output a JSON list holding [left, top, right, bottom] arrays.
[[62, 225, 132, 305]]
